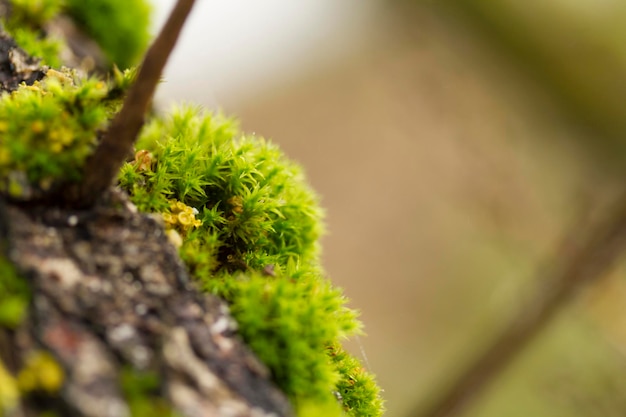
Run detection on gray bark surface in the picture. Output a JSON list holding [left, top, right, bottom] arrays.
[[0, 190, 292, 417]]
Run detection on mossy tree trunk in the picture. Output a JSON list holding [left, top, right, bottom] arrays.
[[0, 190, 291, 417], [0, 1, 293, 415]]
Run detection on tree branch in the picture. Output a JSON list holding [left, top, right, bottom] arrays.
[[413, 192, 626, 417], [76, 0, 197, 206]]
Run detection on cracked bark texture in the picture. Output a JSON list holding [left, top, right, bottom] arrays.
[[0, 190, 292, 417]]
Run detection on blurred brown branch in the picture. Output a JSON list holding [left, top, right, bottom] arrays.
[[413, 191, 626, 417]]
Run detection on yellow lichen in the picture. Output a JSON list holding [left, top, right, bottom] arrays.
[[0, 149, 10, 165], [177, 211, 193, 226], [46, 68, 72, 85], [162, 212, 174, 224], [161, 199, 202, 236], [0, 359, 19, 412], [17, 351, 64, 394]]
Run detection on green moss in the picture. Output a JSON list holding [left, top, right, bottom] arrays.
[[0, 68, 134, 198], [121, 105, 324, 272], [17, 351, 64, 394], [217, 271, 359, 402], [0, 351, 66, 415], [328, 343, 385, 417], [0, 255, 29, 329], [119, 105, 384, 416], [2, 0, 150, 69], [9, 0, 64, 28], [1, 0, 65, 67], [9, 27, 62, 67], [64, 0, 151, 69], [120, 368, 180, 417]]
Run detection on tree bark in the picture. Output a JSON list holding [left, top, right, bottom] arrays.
[[0, 189, 292, 417]]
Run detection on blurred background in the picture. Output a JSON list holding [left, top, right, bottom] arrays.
[[150, 1, 626, 416]]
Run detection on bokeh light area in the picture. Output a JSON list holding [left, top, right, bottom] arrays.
[[151, 1, 626, 417]]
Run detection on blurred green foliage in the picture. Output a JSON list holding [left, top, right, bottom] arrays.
[[2, 0, 64, 66], [64, 0, 152, 69], [0, 255, 29, 329]]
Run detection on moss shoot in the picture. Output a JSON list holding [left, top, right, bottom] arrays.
[[1, 0, 65, 67]]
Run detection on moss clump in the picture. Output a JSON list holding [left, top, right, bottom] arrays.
[[0, 255, 30, 329], [16, 351, 64, 395], [120, 368, 181, 417], [9, 0, 64, 27], [1, 0, 151, 69], [328, 342, 385, 417], [9, 27, 63, 67], [119, 105, 384, 417], [120, 105, 324, 272], [1, 0, 65, 67], [218, 270, 361, 408], [64, 0, 151, 69], [0, 351, 64, 415], [0, 67, 134, 198]]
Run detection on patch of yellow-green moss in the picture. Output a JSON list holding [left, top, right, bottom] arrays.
[[0, 359, 19, 414], [16, 351, 64, 395], [0, 351, 65, 416], [2, 0, 64, 67], [0, 67, 134, 198], [64, 0, 151, 69], [0, 255, 29, 329], [119, 106, 385, 417], [1, 0, 151, 69], [120, 368, 181, 417]]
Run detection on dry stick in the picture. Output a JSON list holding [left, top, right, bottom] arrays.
[[77, 0, 197, 206], [413, 193, 626, 417]]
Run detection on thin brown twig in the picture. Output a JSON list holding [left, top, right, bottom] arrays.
[[413, 191, 626, 417], [76, 0, 197, 206]]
